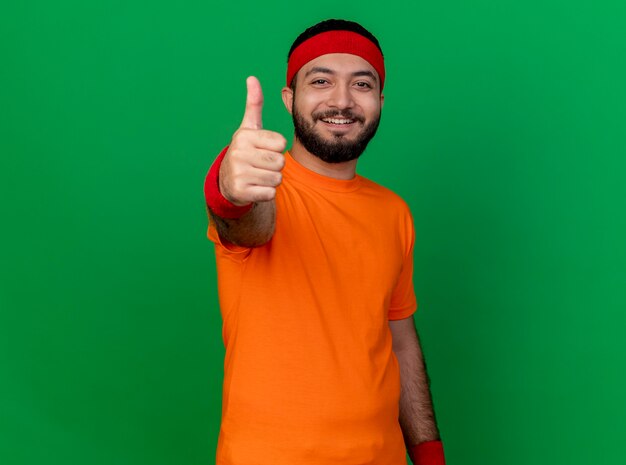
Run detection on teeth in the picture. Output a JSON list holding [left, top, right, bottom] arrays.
[[323, 118, 353, 124]]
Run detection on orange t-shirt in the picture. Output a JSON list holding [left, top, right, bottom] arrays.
[[208, 152, 417, 465]]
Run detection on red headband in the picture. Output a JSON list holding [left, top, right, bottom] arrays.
[[287, 30, 385, 90]]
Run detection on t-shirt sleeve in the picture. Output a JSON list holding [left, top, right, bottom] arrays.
[[387, 209, 417, 320], [207, 215, 252, 259]]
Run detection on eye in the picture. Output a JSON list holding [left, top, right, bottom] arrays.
[[312, 78, 329, 85], [355, 81, 372, 89]]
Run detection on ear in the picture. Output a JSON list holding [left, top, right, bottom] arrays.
[[380, 92, 385, 109], [282, 86, 294, 114]]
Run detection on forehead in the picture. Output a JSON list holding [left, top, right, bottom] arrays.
[[299, 53, 378, 79]]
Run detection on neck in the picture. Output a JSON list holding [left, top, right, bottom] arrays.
[[289, 138, 358, 180]]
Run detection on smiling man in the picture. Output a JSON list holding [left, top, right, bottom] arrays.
[[204, 19, 446, 465]]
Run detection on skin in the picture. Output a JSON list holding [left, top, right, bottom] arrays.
[[281, 53, 384, 178], [207, 52, 441, 448], [390, 317, 442, 446], [209, 75, 285, 247]]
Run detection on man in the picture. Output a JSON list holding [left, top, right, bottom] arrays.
[[205, 19, 446, 465]]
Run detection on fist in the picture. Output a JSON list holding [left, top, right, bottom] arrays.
[[219, 76, 287, 205]]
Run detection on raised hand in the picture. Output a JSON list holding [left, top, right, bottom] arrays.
[[219, 76, 287, 206]]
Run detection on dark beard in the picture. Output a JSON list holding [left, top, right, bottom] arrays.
[[292, 106, 381, 164]]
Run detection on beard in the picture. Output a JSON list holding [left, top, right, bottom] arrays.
[[292, 103, 381, 164]]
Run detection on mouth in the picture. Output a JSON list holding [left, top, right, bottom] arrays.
[[317, 115, 363, 134], [320, 117, 355, 125]]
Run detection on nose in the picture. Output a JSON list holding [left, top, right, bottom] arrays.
[[327, 83, 354, 110]]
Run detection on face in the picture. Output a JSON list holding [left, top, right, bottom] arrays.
[[282, 53, 384, 164]]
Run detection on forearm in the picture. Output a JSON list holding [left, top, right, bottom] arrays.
[[205, 137, 281, 248], [395, 330, 441, 445], [207, 200, 275, 247]]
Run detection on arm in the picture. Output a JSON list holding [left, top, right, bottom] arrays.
[[207, 201, 276, 247], [206, 76, 286, 247], [389, 317, 443, 456]]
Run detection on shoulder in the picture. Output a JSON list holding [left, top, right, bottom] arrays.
[[358, 176, 413, 218], [356, 176, 415, 251]]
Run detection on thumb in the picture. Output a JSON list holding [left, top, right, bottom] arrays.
[[240, 76, 263, 130]]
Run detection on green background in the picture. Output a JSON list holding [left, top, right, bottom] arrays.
[[1, 1, 625, 464]]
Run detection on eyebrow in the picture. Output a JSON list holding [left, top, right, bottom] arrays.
[[304, 67, 378, 82]]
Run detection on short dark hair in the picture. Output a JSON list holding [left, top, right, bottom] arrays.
[[287, 19, 383, 90], [287, 19, 383, 60]]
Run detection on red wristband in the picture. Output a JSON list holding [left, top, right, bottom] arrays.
[[407, 440, 446, 465], [204, 146, 253, 219]]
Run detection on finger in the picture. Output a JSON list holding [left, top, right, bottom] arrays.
[[250, 150, 285, 172], [235, 129, 287, 152], [240, 76, 263, 130], [245, 185, 277, 203], [243, 169, 283, 188]]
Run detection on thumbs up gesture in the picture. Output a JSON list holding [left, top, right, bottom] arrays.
[[219, 76, 287, 206]]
